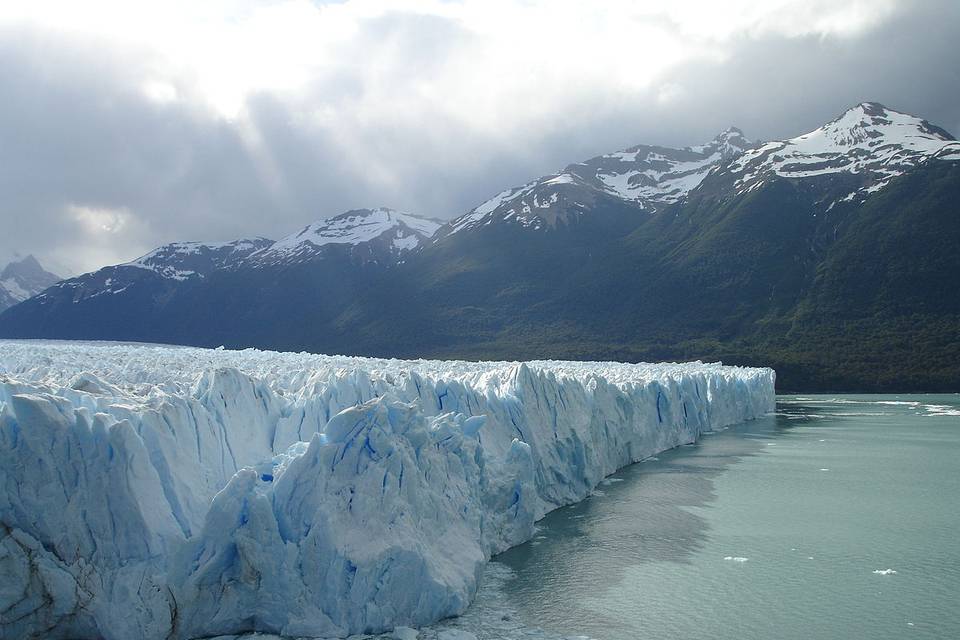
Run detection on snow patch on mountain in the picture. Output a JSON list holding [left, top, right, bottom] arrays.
[[26, 208, 442, 306], [252, 208, 442, 265], [448, 183, 543, 233], [0, 340, 774, 640], [121, 209, 441, 278], [582, 126, 753, 205], [448, 128, 754, 235], [126, 238, 274, 280], [447, 103, 958, 237], [0, 278, 28, 300], [725, 102, 960, 201]]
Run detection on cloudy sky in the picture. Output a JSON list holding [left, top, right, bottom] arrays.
[[2, 0, 958, 274]]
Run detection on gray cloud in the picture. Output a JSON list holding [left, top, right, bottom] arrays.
[[1, 0, 958, 275]]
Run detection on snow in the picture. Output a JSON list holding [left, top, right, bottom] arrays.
[[268, 208, 439, 251], [0, 340, 774, 639], [0, 256, 62, 307], [727, 103, 959, 198], [591, 145, 734, 204], [533, 193, 560, 208], [447, 129, 754, 234], [392, 234, 421, 252], [113, 210, 440, 279], [543, 173, 575, 185], [605, 150, 641, 162], [449, 183, 539, 234], [585, 127, 752, 205], [594, 152, 726, 204], [936, 145, 960, 160], [0, 277, 28, 301], [254, 208, 441, 264], [125, 239, 272, 280], [436, 106, 956, 237]]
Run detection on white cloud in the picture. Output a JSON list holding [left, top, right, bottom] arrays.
[[67, 204, 132, 234], [0, 0, 900, 120], [1, 0, 947, 276], [142, 79, 179, 104], [61, 205, 152, 272]]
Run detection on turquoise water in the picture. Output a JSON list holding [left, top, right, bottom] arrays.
[[487, 395, 960, 640]]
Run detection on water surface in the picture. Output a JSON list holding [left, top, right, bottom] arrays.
[[463, 395, 960, 640]]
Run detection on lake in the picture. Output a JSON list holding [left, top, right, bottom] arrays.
[[428, 395, 960, 640]]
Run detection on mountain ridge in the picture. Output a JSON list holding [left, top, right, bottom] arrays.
[[444, 126, 756, 237], [2, 102, 958, 392]]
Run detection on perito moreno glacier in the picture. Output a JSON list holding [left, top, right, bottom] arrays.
[[0, 341, 774, 639]]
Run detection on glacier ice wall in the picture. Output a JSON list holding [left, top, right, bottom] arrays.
[[0, 341, 774, 639]]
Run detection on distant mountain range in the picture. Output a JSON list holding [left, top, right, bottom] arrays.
[[0, 254, 60, 312], [2, 102, 958, 392]]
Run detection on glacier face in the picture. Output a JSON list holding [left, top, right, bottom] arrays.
[[0, 341, 774, 639]]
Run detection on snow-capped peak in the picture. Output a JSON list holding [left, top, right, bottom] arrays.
[[32, 208, 443, 301], [117, 208, 441, 278], [125, 238, 273, 281], [789, 102, 953, 150], [251, 208, 443, 265], [0, 254, 61, 311], [726, 102, 960, 199], [448, 128, 757, 235], [572, 128, 756, 207], [688, 126, 752, 159]]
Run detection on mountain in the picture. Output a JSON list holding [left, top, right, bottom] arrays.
[[252, 208, 442, 266], [445, 127, 754, 235], [24, 238, 275, 311], [0, 254, 60, 312], [721, 102, 959, 203], [126, 238, 274, 279], [346, 104, 960, 391], [0, 208, 442, 348], [1, 103, 958, 392]]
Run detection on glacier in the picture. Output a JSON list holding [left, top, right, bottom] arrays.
[[0, 340, 774, 639]]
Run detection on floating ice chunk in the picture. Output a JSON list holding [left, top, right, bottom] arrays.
[[922, 404, 960, 416], [724, 556, 749, 562], [600, 477, 624, 485]]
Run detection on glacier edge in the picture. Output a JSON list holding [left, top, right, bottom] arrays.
[[0, 341, 774, 639]]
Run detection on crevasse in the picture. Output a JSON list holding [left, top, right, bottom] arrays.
[[0, 341, 775, 639]]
